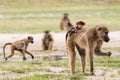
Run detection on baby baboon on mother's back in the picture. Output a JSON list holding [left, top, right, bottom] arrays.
[[66, 25, 111, 74], [60, 13, 73, 31], [41, 30, 54, 50], [3, 36, 34, 60]]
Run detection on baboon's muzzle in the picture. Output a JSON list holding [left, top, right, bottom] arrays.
[[104, 36, 110, 42], [31, 41, 34, 43]]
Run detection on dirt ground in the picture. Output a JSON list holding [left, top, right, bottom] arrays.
[[0, 31, 120, 80], [0, 31, 120, 50]]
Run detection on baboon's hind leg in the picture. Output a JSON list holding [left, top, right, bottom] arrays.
[[5, 46, 15, 60], [48, 41, 53, 50], [89, 48, 94, 75], [20, 50, 26, 60], [75, 44, 86, 73], [25, 51, 34, 59], [67, 40, 76, 74]]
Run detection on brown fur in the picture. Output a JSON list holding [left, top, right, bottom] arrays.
[[41, 30, 54, 50], [3, 36, 34, 60], [60, 13, 73, 31], [66, 25, 111, 74]]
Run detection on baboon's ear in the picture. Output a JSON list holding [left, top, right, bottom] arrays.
[[48, 30, 51, 32], [64, 13, 69, 15], [97, 26, 102, 31], [43, 30, 47, 33], [28, 36, 31, 39]]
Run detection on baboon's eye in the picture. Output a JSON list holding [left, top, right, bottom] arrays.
[[97, 27, 102, 31], [105, 32, 108, 34]]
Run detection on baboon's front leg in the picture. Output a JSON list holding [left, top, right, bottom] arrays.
[[67, 40, 76, 74], [60, 22, 64, 30], [5, 46, 14, 60], [25, 51, 34, 59], [41, 43, 45, 50], [69, 51, 76, 74], [48, 41, 53, 50], [21, 50, 26, 60], [95, 39, 111, 57]]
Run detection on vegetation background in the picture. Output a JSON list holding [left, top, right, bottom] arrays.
[[0, 0, 120, 33]]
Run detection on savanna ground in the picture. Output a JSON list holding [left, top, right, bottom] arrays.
[[0, 0, 120, 80]]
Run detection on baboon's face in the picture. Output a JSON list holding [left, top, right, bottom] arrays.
[[28, 36, 34, 43], [97, 26, 110, 42], [44, 31, 51, 38], [64, 13, 69, 19]]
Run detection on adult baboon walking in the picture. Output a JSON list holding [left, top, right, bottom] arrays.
[[60, 13, 73, 31], [41, 30, 54, 50], [66, 25, 111, 74], [3, 36, 34, 60]]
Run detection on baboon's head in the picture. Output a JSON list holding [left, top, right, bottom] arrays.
[[28, 36, 34, 43], [96, 26, 110, 42], [44, 30, 51, 38], [64, 13, 69, 19], [76, 21, 85, 26]]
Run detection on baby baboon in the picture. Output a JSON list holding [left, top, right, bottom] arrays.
[[60, 13, 73, 31], [76, 21, 86, 30], [41, 30, 54, 50], [66, 25, 111, 74], [66, 21, 86, 38], [3, 36, 34, 60]]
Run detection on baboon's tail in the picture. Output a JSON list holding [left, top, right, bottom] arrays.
[[3, 43, 12, 59], [65, 32, 69, 41]]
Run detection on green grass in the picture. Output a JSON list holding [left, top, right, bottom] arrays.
[[94, 58, 120, 68], [103, 47, 120, 51], [16, 74, 84, 80], [117, 70, 120, 75], [0, 54, 120, 79], [48, 59, 69, 67], [0, 56, 120, 74], [0, 61, 51, 73], [0, 0, 120, 33]]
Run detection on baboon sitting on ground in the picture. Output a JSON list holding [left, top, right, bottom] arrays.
[[41, 30, 54, 50], [60, 13, 73, 31], [3, 36, 34, 60], [66, 25, 111, 74]]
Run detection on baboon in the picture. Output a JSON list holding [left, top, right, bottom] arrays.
[[41, 30, 54, 50], [66, 21, 86, 40], [66, 27, 78, 41], [3, 36, 34, 60], [76, 21, 86, 30], [66, 25, 111, 74], [60, 13, 73, 31]]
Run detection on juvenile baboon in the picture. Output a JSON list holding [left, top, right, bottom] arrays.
[[60, 13, 73, 31], [66, 25, 111, 74], [3, 36, 34, 60], [76, 21, 86, 30], [65, 21, 86, 39], [41, 30, 54, 50]]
